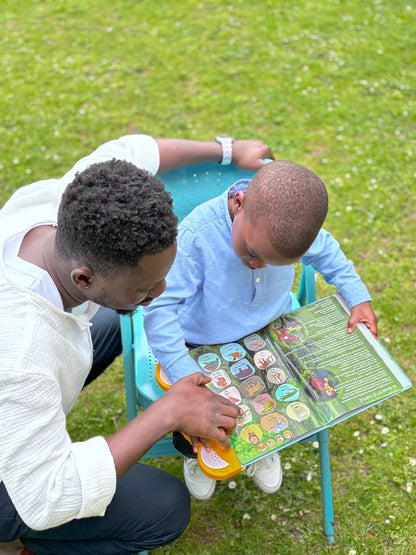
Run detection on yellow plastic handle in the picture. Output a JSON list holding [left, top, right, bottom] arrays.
[[197, 440, 243, 480], [156, 362, 243, 480], [155, 362, 172, 391]]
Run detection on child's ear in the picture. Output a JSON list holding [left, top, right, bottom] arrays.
[[234, 191, 246, 210]]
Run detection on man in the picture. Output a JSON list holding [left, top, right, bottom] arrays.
[[0, 134, 273, 555]]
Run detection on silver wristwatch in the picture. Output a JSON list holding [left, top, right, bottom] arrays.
[[215, 136, 233, 165]]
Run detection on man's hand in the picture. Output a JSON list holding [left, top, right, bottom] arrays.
[[347, 301, 378, 336], [232, 140, 274, 170], [163, 372, 241, 451]]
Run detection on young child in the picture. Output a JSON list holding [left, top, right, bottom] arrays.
[[143, 160, 377, 500]]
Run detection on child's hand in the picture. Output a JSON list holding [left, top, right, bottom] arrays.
[[347, 301, 378, 336]]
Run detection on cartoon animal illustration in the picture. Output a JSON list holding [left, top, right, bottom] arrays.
[[306, 373, 337, 397], [270, 317, 305, 344], [263, 412, 290, 432], [204, 363, 216, 371], [324, 378, 336, 396], [267, 367, 286, 385], [293, 406, 308, 421], [201, 356, 220, 371], [220, 343, 247, 362], [275, 383, 299, 402], [280, 390, 297, 401], [286, 401, 311, 422], [232, 361, 254, 380], [215, 376, 228, 388], [269, 415, 289, 433], [247, 430, 260, 445], [260, 400, 275, 414], [246, 382, 263, 397], [248, 339, 264, 351], [272, 370, 284, 382], [255, 353, 276, 369], [274, 326, 300, 343], [221, 386, 241, 404]]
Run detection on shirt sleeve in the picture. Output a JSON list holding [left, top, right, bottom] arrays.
[[143, 226, 203, 383], [0, 371, 116, 530], [59, 134, 160, 186], [301, 228, 371, 308]]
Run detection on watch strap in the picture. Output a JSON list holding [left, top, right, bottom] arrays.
[[215, 136, 233, 165]]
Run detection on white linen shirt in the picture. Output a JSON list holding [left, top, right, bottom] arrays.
[[0, 134, 159, 530]]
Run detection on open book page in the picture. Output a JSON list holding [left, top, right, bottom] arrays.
[[269, 295, 408, 427], [189, 295, 410, 471]]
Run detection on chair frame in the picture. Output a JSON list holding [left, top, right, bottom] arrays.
[[120, 163, 335, 546]]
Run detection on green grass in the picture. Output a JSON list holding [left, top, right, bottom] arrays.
[[1, 0, 415, 553]]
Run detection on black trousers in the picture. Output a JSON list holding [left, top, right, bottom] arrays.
[[0, 465, 190, 554]]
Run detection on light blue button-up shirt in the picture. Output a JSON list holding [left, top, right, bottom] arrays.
[[143, 183, 371, 383]]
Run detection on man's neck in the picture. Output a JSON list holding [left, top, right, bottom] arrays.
[[19, 226, 86, 311]]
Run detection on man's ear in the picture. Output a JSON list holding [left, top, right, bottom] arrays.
[[71, 267, 94, 291]]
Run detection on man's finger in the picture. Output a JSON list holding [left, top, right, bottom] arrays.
[[210, 428, 232, 451]]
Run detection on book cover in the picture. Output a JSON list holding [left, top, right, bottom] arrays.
[[187, 294, 411, 479]]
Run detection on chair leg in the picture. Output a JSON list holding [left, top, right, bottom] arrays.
[[120, 314, 139, 422], [317, 428, 335, 544]]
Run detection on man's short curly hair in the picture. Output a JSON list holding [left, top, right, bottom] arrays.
[[244, 160, 328, 258], [56, 159, 178, 276]]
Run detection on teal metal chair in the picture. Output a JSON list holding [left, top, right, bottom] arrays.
[[120, 163, 335, 548]]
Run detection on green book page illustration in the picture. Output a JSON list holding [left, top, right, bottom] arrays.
[[267, 295, 405, 426], [189, 295, 409, 468]]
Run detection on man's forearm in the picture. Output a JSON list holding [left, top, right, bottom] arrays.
[[156, 139, 223, 173], [155, 137, 274, 173], [106, 398, 174, 478]]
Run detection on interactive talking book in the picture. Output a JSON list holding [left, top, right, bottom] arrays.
[[157, 294, 411, 480]]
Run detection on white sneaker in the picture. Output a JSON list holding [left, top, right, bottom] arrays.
[[247, 453, 283, 494], [183, 457, 216, 500]]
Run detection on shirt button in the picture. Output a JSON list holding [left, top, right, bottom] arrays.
[[255, 277, 261, 283]]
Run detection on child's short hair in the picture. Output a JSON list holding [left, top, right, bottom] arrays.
[[244, 160, 328, 258]]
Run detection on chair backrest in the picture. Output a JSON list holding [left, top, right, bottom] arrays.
[[158, 163, 256, 222]]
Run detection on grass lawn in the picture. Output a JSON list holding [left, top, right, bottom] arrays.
[[1, 1, 415, 553]]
